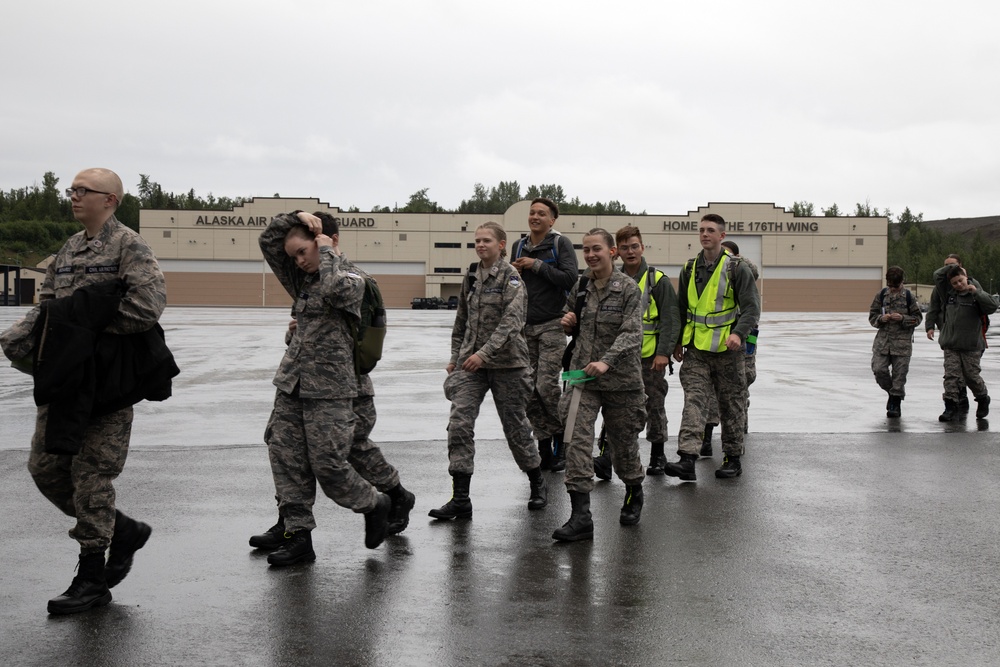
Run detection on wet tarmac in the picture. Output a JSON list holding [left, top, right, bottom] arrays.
[[2, 431, 1000, 666], [1, 308, 1000, 665]]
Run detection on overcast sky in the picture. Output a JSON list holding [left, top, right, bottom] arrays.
[[2, 1, 997, 221]]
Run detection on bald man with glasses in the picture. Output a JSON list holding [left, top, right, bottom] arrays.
[[1, 167, 168, 615]]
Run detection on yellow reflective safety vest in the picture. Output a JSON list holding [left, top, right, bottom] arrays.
[[682, 253, 738, 352], [637, 267, 664, 358]]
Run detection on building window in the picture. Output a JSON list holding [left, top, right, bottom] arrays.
[[399, 233, 407, 241], [434, 267, 462, 274], [163, 231, 172, 238], [434, 242, 462, 248], [856, 238, 864, 245], [466, 243, 475, 248], [573, 243, 583, 250]]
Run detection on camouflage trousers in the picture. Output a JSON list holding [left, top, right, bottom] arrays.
[[872, 352, 911, 397], [559, 386, 646, 493], [678, 348, 747, 456], [28, 405, 133, 552], [525, 319, 567, 440], [641, 355, 669, 443], [349, 394, 401, 490], [942, 349, 987, 400], [706, 350, 756, 425], [444, 367, 541, 475], [267, 393, 402, 516], [265, 391, 378, 533]]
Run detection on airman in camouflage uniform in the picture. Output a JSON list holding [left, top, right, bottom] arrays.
[[665, 215, 760, 481], [552, 228, 646, 542], [926, 264, 998, 421], [926, 255, 974, 417], [429, 222, 546, 521], [250, 328, 416, 553], [702, 245, 759, 452], [0, 168, 165, 614], [869, 266, 923, 418], [592, 225, 680, 478], [257, 211, 391, 563]]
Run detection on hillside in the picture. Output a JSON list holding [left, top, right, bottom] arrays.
[[905, 215, 1000, 242]]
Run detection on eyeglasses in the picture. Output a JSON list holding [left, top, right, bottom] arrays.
[[65, 187, 113, 198], [620, 243, 642, 252]]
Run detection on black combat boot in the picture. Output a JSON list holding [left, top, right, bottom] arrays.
[[593, 433, 612, 481], [552, 491, 594, 542], [428, 473, 473, 520], [267, 529, 316, 566], [105, 510, 152, 588], [976, 395, 991, 419], [550, 435, 566, 472], [958, 392, 971, 414], [646, 442, 666, 476], [527, 467, 548, 510], [593, 453, 612, 481], [715, 454, 743, 478], [700, 423, 716, 457], [886, 395, 902, 419], [386, 485, 416, 536], [538, 438, 553, 470], [48, 552, 112, 615], [939, 399, 959, 422], [249, 516, 287, 550], [619, 484, 644, 525], [664, 452, 698, 481], [364, 493, 391, 549]]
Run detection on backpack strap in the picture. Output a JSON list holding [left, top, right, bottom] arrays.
[[561, 275, 590, 372], [641, 266, 654, 316], [512, 238, 525, 261], [466, 261, 479, 293]]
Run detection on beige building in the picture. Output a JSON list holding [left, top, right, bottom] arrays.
[[138, 199, 888, 312]]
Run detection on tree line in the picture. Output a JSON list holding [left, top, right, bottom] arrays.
[[3, 172, 997, 292], [0, 172, 251, 266]]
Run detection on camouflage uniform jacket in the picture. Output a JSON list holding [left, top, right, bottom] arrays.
[[260, 214, 363, 399], [564, 266, 643, 392], [450, 258, 529, 368], [929, 277, 998, 352], [868, 287, 923, 356], [0, 215, 166, 361], [281, 253, 375, 397]]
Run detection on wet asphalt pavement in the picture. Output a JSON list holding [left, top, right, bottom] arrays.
[[2, 429, 999, 666], [2, 308, 1000, 665]]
